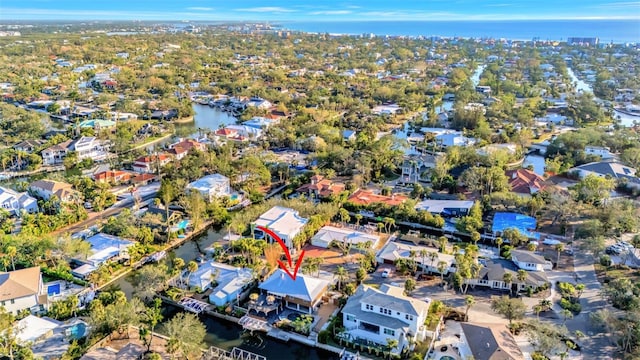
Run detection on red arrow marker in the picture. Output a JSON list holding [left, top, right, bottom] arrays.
[[256, 225, 306, 280]]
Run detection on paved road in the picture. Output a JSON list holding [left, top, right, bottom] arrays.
[[52, 192, 157, 236], [562, 252, 617, 359]]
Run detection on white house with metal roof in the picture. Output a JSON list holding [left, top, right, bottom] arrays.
[[253, 206, 308, 250], [186, 174, 231, 201], [342, 284, 430, 353], [510, 250, 553, 271], [186, 262, 254, 306], [0, 186, 38, 216], [311, 225, 380, 249], [71, 233, 133, 278], [258, 269, 329, 314]]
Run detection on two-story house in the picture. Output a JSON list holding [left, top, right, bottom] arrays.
[[132, 154, 172, 173], [0, 267, 48, 314], [41, 140, 73, 166], [510, 250, 553, 271], [167, 139, 207, 161], [342, 284, 430, 353], [400, 154, 437, 184], [296, 175, 346, 200], [186, 174, 232, 201], [71, 136, 108, 162], [13, 139, 43, 154], [0, 186, 38, 216], [29, 180, 78, 203], [253, 206, 308, 250]]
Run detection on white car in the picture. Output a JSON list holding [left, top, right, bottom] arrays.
[[543, 239, 562, 246], [381, 269, 392, 278]]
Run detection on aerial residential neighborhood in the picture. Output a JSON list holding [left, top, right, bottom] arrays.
[[0, 14, 639, 360]]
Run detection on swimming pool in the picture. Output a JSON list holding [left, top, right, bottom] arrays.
[[176, 220, 189, 230], [438, 356, 455, 360], [68, 322, 87, 339], [230, 194, 239, 201]]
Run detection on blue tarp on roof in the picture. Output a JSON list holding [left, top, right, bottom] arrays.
[[492, 212, 540, 239]]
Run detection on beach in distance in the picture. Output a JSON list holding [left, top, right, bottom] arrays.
[[281, 19, 640, 43]]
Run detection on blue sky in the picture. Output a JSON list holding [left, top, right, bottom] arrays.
[[1, 0, 639, 21]]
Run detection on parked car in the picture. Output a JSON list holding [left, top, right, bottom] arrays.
[[543, 238, 562, 246], [83, 201, 93, 209], [381, 269, 392, 278]]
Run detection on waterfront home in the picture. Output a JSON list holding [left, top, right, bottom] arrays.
[[78, 119, 117, 131], [510, 250, 553, 271], [132, 154, 172, 173], [295, 175, 346, 200], [186, 174, 231, 201], [167, 139, 207, 160], [13, 139, 43, 154], [505, 169, 547, 196], [465, 259, 548, 293], [246, 97, 273, 110], [92, 170, 133, 185], [376, 241, 456, 275], [29, 180, 79, 203], [414, 200, 474, 217], [0, 266, 47, 314], [71, 233, 133, 278], [253, 206, 308, 250], [477, 143, 518, 157], [72, 136, 109, 162], [435, 132, 476, 148], [400, 154, 438, 184], [585, 145, 615, 160], [342, 284, 430, 352], [242, 117, 279, 130], [258, 269, 329, 314], [187, 262, 253, 306], [0, 186, 38, 216], [41, 140, 73, 166], [372, 103, 401, 115], [458, 323, 524, 360], [569, 160, 640, 189], [311, 225, 380, 249], [347, 189, 407, 207], [16, 316, 88, 359]]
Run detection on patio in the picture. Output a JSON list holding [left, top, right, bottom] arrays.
[[246, 294, 281, 317]]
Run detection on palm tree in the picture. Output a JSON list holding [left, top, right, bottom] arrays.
[[419, 249, 429, 275], [438, 236, 448, 253], [555, 243, 565, 268], [437, 261, 447, 285], [6, 246, 16, 271], [408, 250, 417, 275], [560, 308, 573, 325], [503, 272, 513, 295], [533, 304, 543, 319], [516, 269, 527, 293], [538, 299, 552, 312], [186, 261, 198, 289], [385, 338, 399, 359], [464, 295, 476, 321], [355, 214, 363, 227], [334, 266, 348, 292], [496, 237, 503, 255], [377, 222, 384, 234], [428, 251, 439, 274]]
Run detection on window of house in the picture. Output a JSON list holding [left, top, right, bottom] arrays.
[[346, 314, 355, 322], [365, 304, 373, 311], [10, 299, 14, 304], [384, 328, 395, 336], [405, 314, 413, 321]]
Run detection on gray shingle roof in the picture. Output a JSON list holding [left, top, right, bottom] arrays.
[[510, 250, 547, 265]]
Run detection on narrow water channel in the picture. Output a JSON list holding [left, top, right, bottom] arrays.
[[110, 228, 339, 359]]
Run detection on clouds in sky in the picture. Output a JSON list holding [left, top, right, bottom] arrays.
[[2, 0, 640, 20]]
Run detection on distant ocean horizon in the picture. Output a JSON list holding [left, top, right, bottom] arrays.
[[280, 19, 640, 44]]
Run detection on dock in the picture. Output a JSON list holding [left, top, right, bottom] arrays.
[[202, 346, 267, 360]]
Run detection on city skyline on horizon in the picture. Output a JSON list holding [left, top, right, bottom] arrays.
[[1, 0, 640, 21]]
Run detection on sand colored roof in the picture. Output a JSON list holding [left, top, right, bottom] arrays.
[[29, 179, 73, 193], [0, 266, 41, 301], [347, 188, 407, 206]]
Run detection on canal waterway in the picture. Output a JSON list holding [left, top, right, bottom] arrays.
[[176, 104, 239, 137], [110, 227, 338, 360], [566, 67, 638, 127]]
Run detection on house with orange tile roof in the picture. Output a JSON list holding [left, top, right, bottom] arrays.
[[92, 170, 133, 184], [167, 139, 207, 160], [296, 175, 346, 199], [132, 154, 172, 173], [505, 169, 547, 196], [131, 173, 158, 185], [347, 189, 408, 207]]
